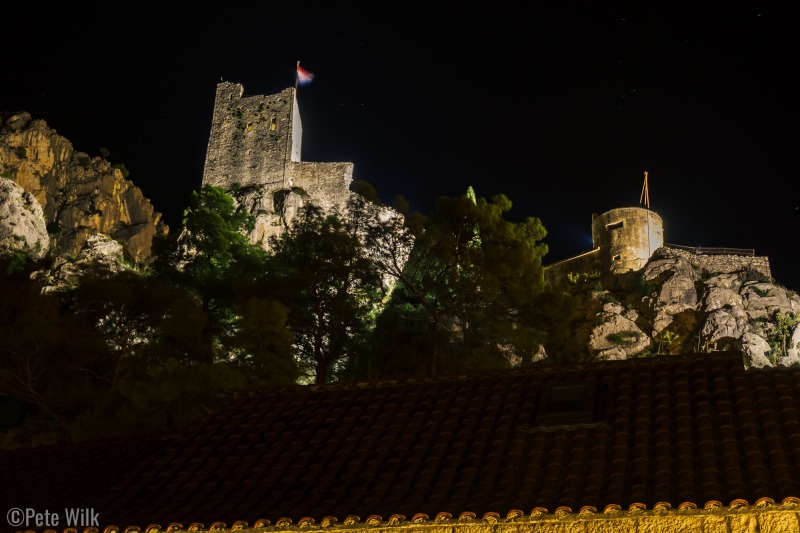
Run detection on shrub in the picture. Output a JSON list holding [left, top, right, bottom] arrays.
[[607, 330, 640, 346], [112, 163, 130, 178]]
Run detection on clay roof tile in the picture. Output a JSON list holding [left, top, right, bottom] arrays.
[[5, 352, 800, 530]]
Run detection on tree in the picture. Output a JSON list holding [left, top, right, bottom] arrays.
[[227, 296, 298, 387], [370, 188, 564, 376], [56, 185, 301, 440], [347, 180, 416, 294], [0, 254, 93, 439], [69, 271, 171, 389], [154, 185, 274, 363], [0, 297, 85, 435], [768, 311, 800, 364], [263, 204, 384, 384]]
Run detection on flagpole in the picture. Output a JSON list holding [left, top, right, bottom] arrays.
[[640, 170, 650, 209]]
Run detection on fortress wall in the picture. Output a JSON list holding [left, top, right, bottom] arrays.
[[543, 248, 601, 287], [545, 205, 772, 287], [286, 161, 354, 213], [658, 246, 772, 281], [698, 255, 771, 280], [195, 81, 414, 270], [203, 83, 297, 188], [547, 246, 772, 287]]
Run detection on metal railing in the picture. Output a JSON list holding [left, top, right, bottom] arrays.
[[664, 243, 755, 257]]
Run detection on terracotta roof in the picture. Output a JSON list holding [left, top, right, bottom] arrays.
[[3, 351, 800, 531]]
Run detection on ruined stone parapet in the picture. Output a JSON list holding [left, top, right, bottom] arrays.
[[655, 246, 772, 282], [543, 248, 601, 287], [286, 161, 354, 212]]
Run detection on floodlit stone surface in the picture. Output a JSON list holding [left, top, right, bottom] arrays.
[[0, 176, 49, 259], [0, 112, 167, 262]]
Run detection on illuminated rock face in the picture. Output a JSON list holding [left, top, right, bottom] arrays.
[[591, 207, 664, 274], [541, 205, 797, 366], [0, 112, 167, 262], [0, 177, 49, 259]]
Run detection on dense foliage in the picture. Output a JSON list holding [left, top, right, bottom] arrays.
[[0, 183, 572, 446]]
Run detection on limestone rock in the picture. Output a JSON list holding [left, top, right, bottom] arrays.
[[741, 332, 772, 368], [643, 254, 699, 335], [32, 233, 127, 293], [222, 181, 411, 294], [787, 326, 800, 362], [701, 308, 752, 346], [0, 176, 49, 259], [228, 184, 306, 249], [741, 282, 800, 320], [0, 112, 168, 263], [588, 313, 650, 360], [555, 246, 800, 367], [703, 275, 745, 312]]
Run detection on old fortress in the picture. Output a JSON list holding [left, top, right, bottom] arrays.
[[200, 81, 773, 285], [201, 82, 360, 248], [543, 205, 772, 286]]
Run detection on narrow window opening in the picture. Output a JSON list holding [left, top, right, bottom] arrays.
[[606, 221, 624, 230], [612, 254, 621, 261]]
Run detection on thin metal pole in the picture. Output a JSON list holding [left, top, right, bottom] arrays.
[[640, 170, 650, 209]]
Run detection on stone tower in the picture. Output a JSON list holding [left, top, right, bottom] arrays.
[[198, 81, 412, 289], [201, 82, 355, 246], [203, 83, 304, 188], [591, 207, 664, 274]]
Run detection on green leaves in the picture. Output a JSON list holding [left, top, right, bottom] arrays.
[[767, 311, 800, 363], [264, 204, 383, 384], [369, 188, 566, 376], [0, 181, 577, 444]]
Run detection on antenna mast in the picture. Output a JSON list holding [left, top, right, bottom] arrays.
[[640, 170, 650, 209]]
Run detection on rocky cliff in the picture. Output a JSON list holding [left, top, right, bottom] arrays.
[[552, 246, 800, 368], [3, 111, 797, 370], [0, 112, 167, 265]]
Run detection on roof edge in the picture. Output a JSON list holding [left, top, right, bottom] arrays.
[[53, 497, 800, 533]]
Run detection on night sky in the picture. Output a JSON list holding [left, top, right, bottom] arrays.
[[4, 4, 798, 289]]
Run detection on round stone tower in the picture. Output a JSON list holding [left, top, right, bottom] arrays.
[[591, 207, 664, 274]]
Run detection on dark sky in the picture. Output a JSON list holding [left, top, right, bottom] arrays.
[[4, 4, 799, 289]]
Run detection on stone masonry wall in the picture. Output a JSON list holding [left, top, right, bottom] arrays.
[[543, 248, 601, 287], [286, 162, 354, 213], [201, 82, 355, 248], [657, 246, 772, 281], [591, 207, 664, 274], [545, 245, 773, 288], [543, 206, 772, 288], [202, 83, 300, 189]]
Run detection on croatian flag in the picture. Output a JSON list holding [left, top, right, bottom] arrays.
[[297, 64, 315, 86]]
